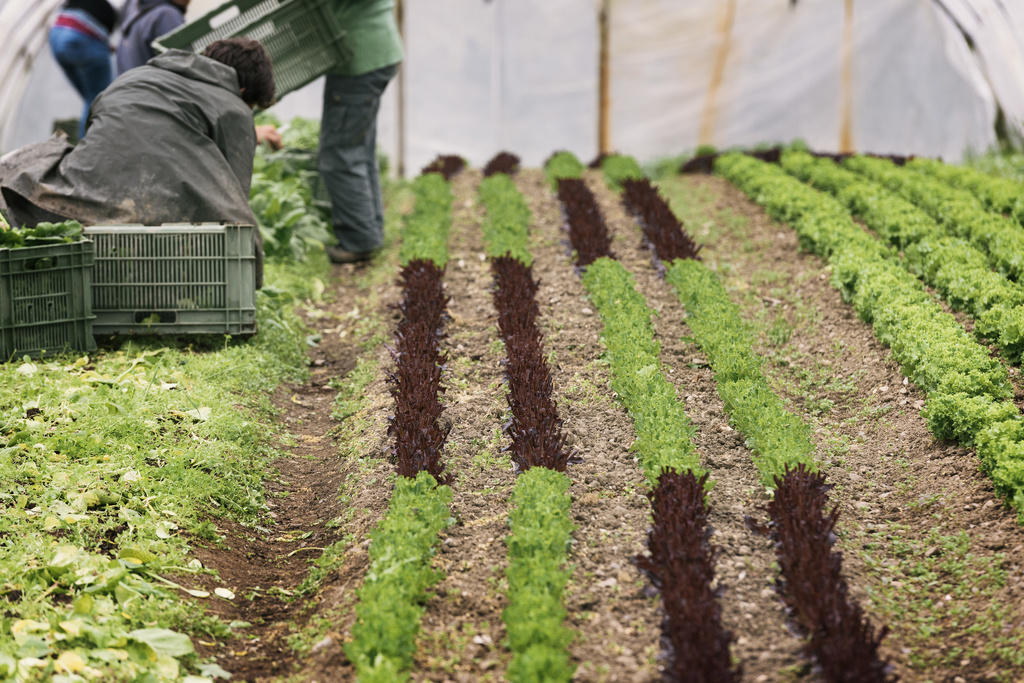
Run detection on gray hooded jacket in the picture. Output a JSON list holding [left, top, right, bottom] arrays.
[[0, 49, 257, 228]]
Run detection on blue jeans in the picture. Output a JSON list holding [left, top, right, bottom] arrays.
[[49, 26, 113, 139]]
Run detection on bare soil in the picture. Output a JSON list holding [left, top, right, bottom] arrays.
[[184, 254, 403, 681], [585, 171, 810, 681], [657, 173, 1024, 682], [518, 169, 663, 682], [412, 170, 517, 682]]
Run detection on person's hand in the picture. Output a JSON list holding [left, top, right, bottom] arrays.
[[255, 124, 283, 150]]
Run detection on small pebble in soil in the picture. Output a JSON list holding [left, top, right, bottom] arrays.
[[311, 636, 334, 653]]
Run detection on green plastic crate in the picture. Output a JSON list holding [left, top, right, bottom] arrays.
[[154, 0, 347, 99], [85, 224, 257, 336], [0, 240, 95, 360]]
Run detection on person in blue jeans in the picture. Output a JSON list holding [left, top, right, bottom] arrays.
[[49, 0, 118, 139]]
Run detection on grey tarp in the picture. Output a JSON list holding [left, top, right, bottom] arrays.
[[0, 49, 257, 228]]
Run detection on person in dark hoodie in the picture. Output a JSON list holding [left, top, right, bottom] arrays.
[[115, 0, 189, 74]]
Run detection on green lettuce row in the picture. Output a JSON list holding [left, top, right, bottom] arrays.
[[544, 151, 585, 190], [909, 157, 1024, 224], [665, 259, 816, 486], [844, 155, 1024, 281], [399, 173, 453, 268], [781, 150, 1024, 362], [479, 174, 533, 265], [716, 153, 1024, 515], [599, 154, 644, 192], [581, 257, 704, 483], [503, 467, 576, 682], [345, 471, 454, 681], [480, 168, 575, 680]]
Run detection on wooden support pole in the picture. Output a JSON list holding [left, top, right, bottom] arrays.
[[396, 0, 406, 177], [839, 0, 855, 153], [698, 0, 735, 146], [598, 0, 610, 155]]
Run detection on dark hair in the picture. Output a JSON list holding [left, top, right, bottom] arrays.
[[201, 38, 275, 108]]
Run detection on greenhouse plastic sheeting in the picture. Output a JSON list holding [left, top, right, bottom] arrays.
[[608, 0, 999, 162], [401, 0, 599, 173], [5, 0, 1024, 169], [394, 0, 1021, 168]]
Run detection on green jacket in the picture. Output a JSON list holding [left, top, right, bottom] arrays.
[[330, 0, 403, 76]]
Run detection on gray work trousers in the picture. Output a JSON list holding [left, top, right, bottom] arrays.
[[318, 64, 398, 253]]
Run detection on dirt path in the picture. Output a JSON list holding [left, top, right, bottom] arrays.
[[412, 170, 516, 682], [182, 257, 401, 682], [583, 171, 810, 681], [516, 168, 662, 682], [660, 173, 1024, 681], [180, 168, 1024, 682]]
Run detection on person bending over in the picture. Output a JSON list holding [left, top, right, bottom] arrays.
[[0, 37, 273, 229], [0, 38, 274, 284]]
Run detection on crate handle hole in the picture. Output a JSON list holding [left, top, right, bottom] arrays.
[[134, 311, 177, 324], [210, 6, 241, 30]]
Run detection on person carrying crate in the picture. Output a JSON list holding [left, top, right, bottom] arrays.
[[319, 0, 403, 264]]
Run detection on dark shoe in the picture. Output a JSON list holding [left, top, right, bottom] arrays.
[[326, 246, 374, 264]]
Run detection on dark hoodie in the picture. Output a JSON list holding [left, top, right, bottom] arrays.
[[0, 49, 257, 228], [115, 0, 185, 75]]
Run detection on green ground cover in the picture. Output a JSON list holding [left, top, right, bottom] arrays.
[[0, 255, 328, 681], [0, 124, 338, 681]]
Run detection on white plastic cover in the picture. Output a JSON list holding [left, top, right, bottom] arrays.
[[936, 0, 1024, 144], [5, 0, 1024, 169], [0, 0, 64, 151], [608, 0, 1000, 162]]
